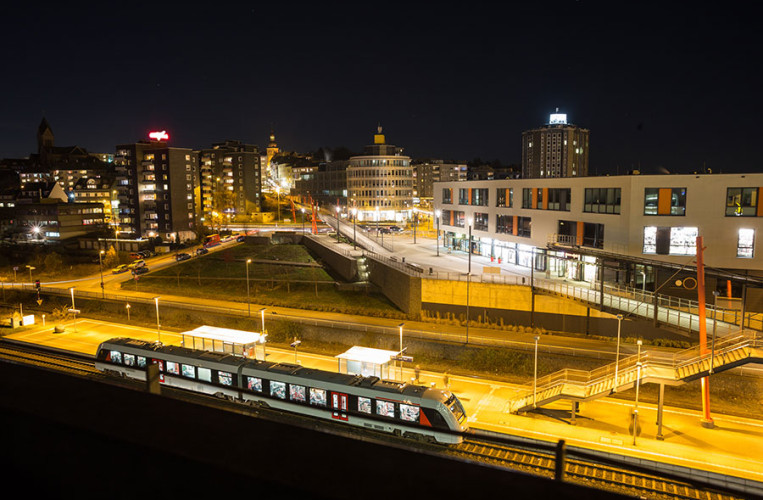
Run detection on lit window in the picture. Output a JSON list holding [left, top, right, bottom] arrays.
[[738, 228, 754, 258]]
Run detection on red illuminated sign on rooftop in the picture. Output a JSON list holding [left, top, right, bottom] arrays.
[[148, 130, 170, 141]]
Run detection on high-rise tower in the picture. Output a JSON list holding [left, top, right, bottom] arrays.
[[521, 110, 589, 178]]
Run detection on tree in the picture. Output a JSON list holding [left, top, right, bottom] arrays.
[[103, 246, 119, 268]]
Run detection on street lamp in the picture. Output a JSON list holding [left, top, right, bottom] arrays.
[[435, 209, 441, 256], [99, 250, 105, 298], [412, 209, 417, 244], [246, 259, 252, 317], [126, 303, 131, 321], [467, 218, 473, 274], [275, 186, 281, 227], [351, 207, 357, 249], [533, 335, 540, 409], [711, 290, 719, 374], [398, 322, 405, 381], [259, 307, 268, 360], [633, 339, 643, 446], [154, 296, 161, 344], [260, 307, 267, 335], [614, 314, 623, 391], [69, 287, 77, 332], [335, 206, 341, 241], [300, 208, 305, 234]]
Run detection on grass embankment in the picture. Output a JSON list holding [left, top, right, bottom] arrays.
[[122, 244, 405, 319]]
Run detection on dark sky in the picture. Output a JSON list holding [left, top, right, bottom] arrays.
[[1, 2, 761, 175]]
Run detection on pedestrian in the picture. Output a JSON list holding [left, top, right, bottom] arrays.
[[414, 365, 420, 383]]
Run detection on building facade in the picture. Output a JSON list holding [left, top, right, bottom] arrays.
[[521, 112, 589, 179], [347, 127, 413, 221], [413, 160, 467, 202], [434, 173, 763, 295], [114, 139, 198, 241], [197, 140, 262, 222]]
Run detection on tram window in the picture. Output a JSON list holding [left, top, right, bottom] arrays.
[[247, 376, 262, 392], [123, 353, 135, 367], [309, 388, 326, 406], [181, 364, 195, 378], [358, 397, 372, 414], [400, 404, 420, 423], [166, 361, 180, 375], [376, 400, 395, 418], [270, 381, 286, 399], [198, 367, 212, 382], [137, 356, 147, 368], [153, 359, 164, 372], [218, 371, 233, 386], [109, 351, 122, 364], [290, 384, 306, 403]]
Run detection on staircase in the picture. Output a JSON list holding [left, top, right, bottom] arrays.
[[508, 330, 763, 414]]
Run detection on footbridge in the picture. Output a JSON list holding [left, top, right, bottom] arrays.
[[508, 330, 763, 415]]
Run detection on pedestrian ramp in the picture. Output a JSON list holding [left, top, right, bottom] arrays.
[[508, 330, 763, 414]]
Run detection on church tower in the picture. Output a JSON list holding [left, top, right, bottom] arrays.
[[266, 128, 279, 167], [37, 117, 55, 163]]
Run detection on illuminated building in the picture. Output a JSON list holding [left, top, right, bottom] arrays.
[[347, 126, 413, 221], [114, 133, 198, 241], [522, 110, 589, 179], [197, 140, 262, 220], [434, 172, 763, 297]]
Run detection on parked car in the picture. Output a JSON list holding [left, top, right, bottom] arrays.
[[378, 227, 391, 234], [111, 264, 129, 274], [175, 252, 191, 261], [389, 226, 403, 233], [195, 247, 209, 256], [128, 259, 146, 270], [137, 250, 154, 258], [236, 234, 246, 242], [132, 266, 150, 275]]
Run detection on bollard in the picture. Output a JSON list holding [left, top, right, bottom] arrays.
[[555, 439, 566, 482]]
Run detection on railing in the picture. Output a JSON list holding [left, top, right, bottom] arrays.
[[511, 330, 762, 413]]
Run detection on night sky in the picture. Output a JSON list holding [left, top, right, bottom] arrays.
[[1, 2, 760, 175]]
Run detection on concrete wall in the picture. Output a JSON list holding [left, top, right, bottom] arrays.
[[368, 258, 422, 317], [302, 236, 358, 281]]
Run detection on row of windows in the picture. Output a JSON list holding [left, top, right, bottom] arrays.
[[641, 226, 755, 258], [105, 350, 422, 423]]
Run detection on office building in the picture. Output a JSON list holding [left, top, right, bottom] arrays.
[[521, 111, 589, 179]]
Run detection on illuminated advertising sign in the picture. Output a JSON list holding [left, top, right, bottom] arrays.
[[549, 113, 567, 125], [148, 130, 170, 141]]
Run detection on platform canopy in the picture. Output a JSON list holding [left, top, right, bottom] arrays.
[[335, 346, 398, 364], [181, 325, 266, 345]]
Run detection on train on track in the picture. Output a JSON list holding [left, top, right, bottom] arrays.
[[95, 338, 468, 444]]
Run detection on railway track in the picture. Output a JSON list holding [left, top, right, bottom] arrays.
[[454, 437, 744, 500], [0, 340, 754, 500], [0, 341, 101, 378]]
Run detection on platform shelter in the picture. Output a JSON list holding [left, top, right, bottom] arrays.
[[335, 346, 397, 379], [180, 325, 267, 360]]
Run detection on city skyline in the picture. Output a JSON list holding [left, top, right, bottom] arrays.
[[1, 3, 760, 175]]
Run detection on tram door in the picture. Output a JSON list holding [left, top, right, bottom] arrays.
[[331, 392, 348, 421]]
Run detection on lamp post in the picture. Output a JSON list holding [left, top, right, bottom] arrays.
[[126, 303, 131, 321], [351, 208, 357, 249], [99, 250, 105, 298], [275, 187, 280, 227], [300, 208, 305, 233], [435, 209, 441, 256], [259, 307, 268, 360], [69, 287, 77, 332], [398, 322, 405, 381], [335, 206, 341, 241], [467, 218, 473, 274], [465, 272, 471, 343], [413, 209, 417, 244], [633, 339, 643, 446], [614, 314, 623, 391], [154, 296, 161, 344], [246, 259, 252, 317], [533, 335, 540, 409], [711, 290, 719, 374]]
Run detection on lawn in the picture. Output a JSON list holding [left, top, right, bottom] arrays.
[[121, 243, 404, 318]]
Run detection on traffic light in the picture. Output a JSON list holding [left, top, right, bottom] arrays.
[[35, 280, 40, 289]]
